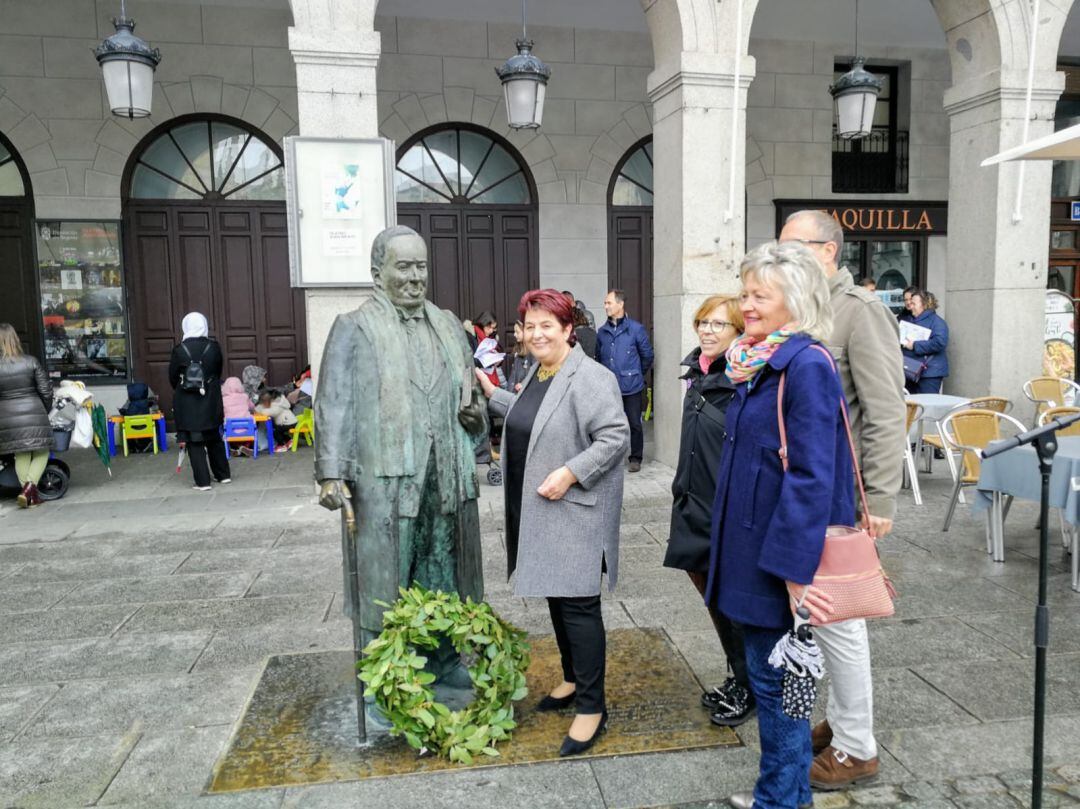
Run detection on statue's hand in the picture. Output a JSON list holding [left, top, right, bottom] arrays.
[[318, 479, 351, 511], [457, 402, 486, 435]]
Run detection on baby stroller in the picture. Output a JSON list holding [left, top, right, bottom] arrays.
[[0, 397, 73, 501], [476, 417, 503, 486]]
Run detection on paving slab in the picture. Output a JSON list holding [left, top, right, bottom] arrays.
[[588, 746, 761, 808], [0, 604, 137, 643], [70, 513, 225, 540], [98, 725, 235, 805], [12, 552, 191, 583], [868, 667, 976, 731], [57, 572, 256, 607], [957, 607, 1080, 658], [879, 715, 1080, 780], [191, 620, 351, 671], [279, 760, 604, 809], [22, 671, 256, 738], [914, 654, 1080, 721], [0, 537, 122, 562], [98, 791, 285, 809], [866, 617, 1020, 668], [0, 684, 60, 742], [0, 631, 212, 685], [886, 573, 1032, 619], [0, 732, 135, 808], [0, 581, 79, 614], [243, 568, 342, 598], [117, 594, 333, 634], [621, 595, 719, 633], [113, 529, 282, 555]]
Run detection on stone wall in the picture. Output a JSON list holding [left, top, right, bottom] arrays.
[[0, 0, 297, 219], [374, 15, 655, 314]]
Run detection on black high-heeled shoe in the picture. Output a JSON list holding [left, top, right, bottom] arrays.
[[536, 691, 576, 712], [558, 710, 608, 757]]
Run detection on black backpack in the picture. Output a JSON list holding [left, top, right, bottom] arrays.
[[179, 342, 208, 395]]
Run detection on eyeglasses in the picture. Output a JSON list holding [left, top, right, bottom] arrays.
[[695, 319, 734, 334], [784, 238, 832, 246]]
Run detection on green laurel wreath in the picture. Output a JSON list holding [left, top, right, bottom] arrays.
[[358, 585, 531, 763]]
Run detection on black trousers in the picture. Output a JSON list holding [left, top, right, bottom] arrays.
[[547, 595, 606, 714], [688, 571, 749, 689], [622, 391, 644, 461], [188, 437, 231, 487]]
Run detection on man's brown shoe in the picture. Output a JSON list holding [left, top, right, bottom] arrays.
[[810, 746, 879, 791], [810, 720, 832, 755]]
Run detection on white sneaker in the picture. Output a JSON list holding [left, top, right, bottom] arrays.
[[192, 485, 212, 492], [216, 478, 232, 484]]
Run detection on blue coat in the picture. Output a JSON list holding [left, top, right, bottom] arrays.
[[704, 335, 855, 630], [900, 310, 949, 378], [596, 316, 654, 395]]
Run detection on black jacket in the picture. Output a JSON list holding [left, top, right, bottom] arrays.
[[0, 355, 53, 455], [168, 337, 224, 438], [664, 348, 735, 573], [573, 326, 597, 359]]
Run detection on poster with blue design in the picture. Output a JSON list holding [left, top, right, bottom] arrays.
[[321, 163, 364, 220]]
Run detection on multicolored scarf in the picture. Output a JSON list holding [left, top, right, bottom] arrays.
[[725, 328, 796, 386]]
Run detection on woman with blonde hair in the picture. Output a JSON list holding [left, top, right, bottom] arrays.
[[706, 242, 854, 809], [0, 323, 53, 508], [664, 294, 754, 727]]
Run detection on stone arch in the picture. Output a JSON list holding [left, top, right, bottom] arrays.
[[0, 77, 295, 210], [580, 103, 653, 205], [643, 0, 761, 72]]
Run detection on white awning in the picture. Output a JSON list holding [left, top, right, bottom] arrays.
[[981, 121, 1080, 166]]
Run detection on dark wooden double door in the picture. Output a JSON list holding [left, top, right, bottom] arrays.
[[398, 205, 537, 349], [0, 200, 38, 356], [125, 202, 306, 419], [608, 207, 654, 334]]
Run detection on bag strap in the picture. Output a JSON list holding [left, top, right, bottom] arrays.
[[776, 344, 875, 538]]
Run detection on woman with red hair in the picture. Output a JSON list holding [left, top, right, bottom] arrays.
[[476, 288, 629, 757]]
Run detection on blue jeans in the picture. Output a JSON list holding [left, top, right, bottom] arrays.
[[906, 375, 943, 395], [743, 624, 813, 809]]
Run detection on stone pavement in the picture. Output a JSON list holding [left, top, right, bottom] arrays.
[[0, 447, 1079, 808]]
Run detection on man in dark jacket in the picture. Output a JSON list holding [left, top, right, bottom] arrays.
[[596, 289, 654, 472]]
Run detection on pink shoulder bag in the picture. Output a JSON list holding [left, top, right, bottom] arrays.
[[777, 344, 897, 625]]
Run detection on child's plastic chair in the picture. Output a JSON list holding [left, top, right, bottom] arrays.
[[121, 415, 158, 456], [290, 409, 315, 452], [223, 417, 258, 458]]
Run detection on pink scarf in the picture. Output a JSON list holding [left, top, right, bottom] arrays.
[[725, 328, 796, 385]]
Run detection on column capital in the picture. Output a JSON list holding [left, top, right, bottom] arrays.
[[943, 69, 1064, 117], [288, 28, 381, 68], [647, 51, 755, 107]]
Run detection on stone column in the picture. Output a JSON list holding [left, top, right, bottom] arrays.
[[288, 3, 381, 378], [942, 70, 1063, 414], [648, 52, 754, 465]]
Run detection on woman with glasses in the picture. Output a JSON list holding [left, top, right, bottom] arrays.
[[664, 295, 754, 727]]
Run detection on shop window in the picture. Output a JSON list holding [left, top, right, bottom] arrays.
[[129, 120, 285, 201], [842, 238, 918, 315], [395, 127, 531, 205], [832, 64, 908, 194], [36, 221, 127, 381]]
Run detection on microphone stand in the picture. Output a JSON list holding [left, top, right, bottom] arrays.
[[982, 409, 1080, 809]]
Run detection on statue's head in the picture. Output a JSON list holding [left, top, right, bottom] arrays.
[[371, 225, 428, 312]]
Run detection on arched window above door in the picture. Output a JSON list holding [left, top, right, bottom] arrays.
[[128, 118, 284, 201], [0, 139, 27, 196], [610, 138, 652, 207], [395, 126, 532, 205]]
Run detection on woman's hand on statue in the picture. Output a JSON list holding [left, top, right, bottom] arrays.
[[474, 368, 497, 399], [785, 580, 834, 624], [537, 465, 578, 500]]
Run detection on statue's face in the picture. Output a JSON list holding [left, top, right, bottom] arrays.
[[374, 234, 428, 311]]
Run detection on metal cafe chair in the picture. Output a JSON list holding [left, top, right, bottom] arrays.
[[1024, 376, 1080, 426], [918, 396, 1012, 504], [940, 408, 1026, 563], [903, 400, 924, 505]]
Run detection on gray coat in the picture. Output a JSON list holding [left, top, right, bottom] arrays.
[[489, 344, 629, 598]]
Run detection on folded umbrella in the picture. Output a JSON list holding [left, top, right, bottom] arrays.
[[768, 606, 825, 721], [90, 404, 112, 478]]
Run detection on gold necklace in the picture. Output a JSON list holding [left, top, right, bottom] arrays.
[[536, 365, 561, 382]]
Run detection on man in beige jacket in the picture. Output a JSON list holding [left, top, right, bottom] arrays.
[[779, 210, 906, 790]]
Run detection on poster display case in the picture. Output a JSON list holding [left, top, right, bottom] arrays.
[[36, 220, 128, 381]]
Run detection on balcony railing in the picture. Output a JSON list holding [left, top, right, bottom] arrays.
[[832, 128, 909, 194]]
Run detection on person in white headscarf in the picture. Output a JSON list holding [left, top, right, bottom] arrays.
[[168, 311, 231, 490]]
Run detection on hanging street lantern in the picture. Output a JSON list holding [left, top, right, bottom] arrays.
[[95, 1, 161, 120], [830, 57, 883, 140], [495, 1, 550, 130]]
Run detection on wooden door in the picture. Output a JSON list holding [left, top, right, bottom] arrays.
[[0, 201, 38, 355], [398, 204, 537, 349], [126, 201, 305, 419], [608, 208, 654, 334]]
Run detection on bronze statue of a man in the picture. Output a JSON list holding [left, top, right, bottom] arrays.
[[315, 225, 487, 736]]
